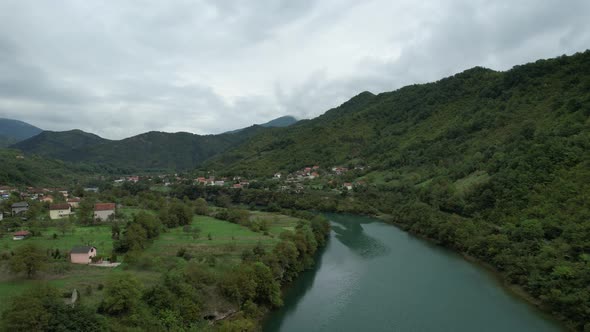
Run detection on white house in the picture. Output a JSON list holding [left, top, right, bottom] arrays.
[[94, 203, 116, 221], [49, 203, 72, 220]]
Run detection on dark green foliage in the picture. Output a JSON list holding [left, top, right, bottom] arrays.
[[2, 285, 106, 332], [143, 270, 202, 329], [12, 130, 107, 160], [9, 243, 46, 278], [13, 125, 272, 171], [0, 149, 104, 187], [0, 118, 42, 145], [221, 262, 282, 308], [98, 274, 143, 317], [114, 211, 162, 253], [194, 197, 209, 215], [159, 200, 193, 228]]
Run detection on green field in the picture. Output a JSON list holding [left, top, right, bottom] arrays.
[[0, 225, 113, 254], [0, 209, 301, 313]]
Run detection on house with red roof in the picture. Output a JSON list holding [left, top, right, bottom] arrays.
[[41, 195, 54, 203], [67, 197, 81, 208], [94, 203, 116, 221], [50, 203, 72, 220], [13, 230, 30, 240]]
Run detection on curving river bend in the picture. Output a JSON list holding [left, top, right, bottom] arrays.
[[264, 214, 565, 332]]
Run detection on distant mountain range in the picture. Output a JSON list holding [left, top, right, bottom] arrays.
[[223, 115, 299, 134], [0, 118, 43, 147], [6, 115, 298, 171]]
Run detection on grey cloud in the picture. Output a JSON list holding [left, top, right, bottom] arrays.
[[0, 0, 589, 139]]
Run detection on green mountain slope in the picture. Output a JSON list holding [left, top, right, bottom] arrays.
[[0, 118, 42, 147], [12, 129, 109, 159], [13, 125, 270, 171], [205, 51, 590, 328], [206, 53, 589, 178], [0, 149, 104, 187], [224, 115, 298, 134], [259, 115, 298, 128]]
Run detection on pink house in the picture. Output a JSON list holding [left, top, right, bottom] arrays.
[[70, 246, 97, 264]]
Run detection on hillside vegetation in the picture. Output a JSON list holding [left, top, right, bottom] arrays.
[[13, 125, 269, 171], [0, 149, 107, 187], [205, 51, 590, 329], [0, 118, 42, 147]]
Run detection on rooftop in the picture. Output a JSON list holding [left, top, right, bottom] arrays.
[[71, 246, 96, 254], [50, 203, 71, 210], [94, 203, 116, 211]]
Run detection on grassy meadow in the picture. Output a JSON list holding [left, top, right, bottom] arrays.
[[0, 208, 301, 312]]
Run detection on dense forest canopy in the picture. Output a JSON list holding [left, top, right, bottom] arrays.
[[202, 51, 590, 329]]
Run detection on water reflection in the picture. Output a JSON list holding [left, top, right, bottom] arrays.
[[264, 214, 565, 332], [272, 240, 329, 322], [329, 214, 390, 259]]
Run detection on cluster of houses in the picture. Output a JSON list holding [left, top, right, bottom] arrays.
[[7, 200, 115, 221], [114, 176, 140, 184], [195, 176, 250, 189], [268, 164, 371, 193]]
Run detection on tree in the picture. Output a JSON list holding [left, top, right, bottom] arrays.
[[133, 211, 161, 239], [2, 285, 106, 332], [77, 197, 96, 225], [9, 243, 46, 278], [216, 194, 231, 208], [99, 273, 143, 316], [160, 201, 193, 228], [124, 223, 148, 251], [194, 198, 209, 215]]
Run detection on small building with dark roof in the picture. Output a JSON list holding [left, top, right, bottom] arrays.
[[70, 246, 97, 264], [11, 202, 29, 216]]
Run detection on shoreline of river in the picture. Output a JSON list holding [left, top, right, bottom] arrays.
[[374, 213, 573, 332]]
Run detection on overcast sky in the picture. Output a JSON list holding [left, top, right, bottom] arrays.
[[0, 0, 589, 139]]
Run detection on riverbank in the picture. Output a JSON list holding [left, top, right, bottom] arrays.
[[263, 213, 565, 332], [374, 213, 573, 331]]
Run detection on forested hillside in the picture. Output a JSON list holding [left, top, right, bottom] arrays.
[[13, 129, 109, 159], [0, 118, 42, 147], [13, 125, 269, 171], [205, 51, 590, 329], [0, 149, 106, 186]]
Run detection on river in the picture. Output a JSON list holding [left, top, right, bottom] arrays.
[[264, 214, 565, 332]]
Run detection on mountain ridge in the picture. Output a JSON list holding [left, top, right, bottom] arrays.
[[11, 124, 271, 171], [0, 118, 43, 147]]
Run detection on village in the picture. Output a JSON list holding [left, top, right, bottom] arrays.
[[0, 168, 333, 328], [1, 186, 118, 267], [0, 164, 369, 269]]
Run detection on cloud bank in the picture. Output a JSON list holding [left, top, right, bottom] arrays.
[[1, 0, 589, 138]]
